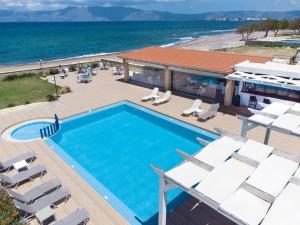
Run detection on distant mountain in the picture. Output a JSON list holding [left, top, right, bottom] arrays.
[[0, 7, 300, 22]]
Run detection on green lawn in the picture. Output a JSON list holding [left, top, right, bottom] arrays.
[[0, 75, 57, 109]]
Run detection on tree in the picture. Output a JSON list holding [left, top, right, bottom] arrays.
[[280, 19, 289, 30], [270, 19, 280, 36], [236, 23, 258, 40], [259, 19, 274, 37], [289, 18, 300, 33]]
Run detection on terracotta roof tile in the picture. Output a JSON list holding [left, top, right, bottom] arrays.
[[119, 46, 272, 74]]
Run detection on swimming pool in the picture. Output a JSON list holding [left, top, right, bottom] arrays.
[[283, 39, 300, 43], [2, 120, 53, 142], [46, 101, 217, 224]]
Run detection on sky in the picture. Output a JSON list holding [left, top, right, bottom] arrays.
[[0, 0, 299, 13]]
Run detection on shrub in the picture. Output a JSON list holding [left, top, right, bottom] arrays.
[[3, 72, 40, 81], [47, 94, 58, 102], [48, 68, 59, 75], [91, 62, 98, 68], [68, 65, 77, 72], [2, 74, 18, 81], [24, 100, 30, 104], [11, 221, 27, 225], [7, 103, 16, 108], [59, 86, 71, 94], [0, 188, 22, 225]]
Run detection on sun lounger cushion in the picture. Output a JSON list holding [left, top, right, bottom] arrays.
[[8, 178, 61, 203], [14, 187, 70, 215], [0, 165, 46, 186], [53, 208, 89, 225]]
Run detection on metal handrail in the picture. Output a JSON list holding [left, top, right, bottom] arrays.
[[40, 114, 60, 139]]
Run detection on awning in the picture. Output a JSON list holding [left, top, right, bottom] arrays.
[[226, 61, 300, 91], [152, 129, 300, 225], [238, 102, 300, 143]]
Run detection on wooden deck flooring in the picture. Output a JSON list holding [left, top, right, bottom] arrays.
[[1, 69, 300, 225]]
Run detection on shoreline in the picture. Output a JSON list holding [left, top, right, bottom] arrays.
[[0, 32, 247, 75]]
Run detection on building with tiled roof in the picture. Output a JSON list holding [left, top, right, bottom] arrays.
[[118, 46, 282, 106], [120, 46, 271, 75]]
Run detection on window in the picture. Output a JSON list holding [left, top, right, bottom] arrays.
[[172, 72, 225, 101], [130, 66, 165, 87], [242, 82, 300, 102]]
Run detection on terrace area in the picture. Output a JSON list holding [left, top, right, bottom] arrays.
[[1, 68, 300, 225]]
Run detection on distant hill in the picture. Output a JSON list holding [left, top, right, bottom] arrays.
[[1, 7, 300, 22]]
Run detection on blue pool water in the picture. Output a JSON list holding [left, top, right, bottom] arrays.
[[11, 121, 52, 141], [283, 39, 300, 43], [47, 102, 217, 224]]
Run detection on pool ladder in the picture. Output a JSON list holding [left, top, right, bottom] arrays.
[[40, 114, 60, 139]]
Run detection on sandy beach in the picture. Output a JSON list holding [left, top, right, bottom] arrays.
[[0, 32, 258, 75]]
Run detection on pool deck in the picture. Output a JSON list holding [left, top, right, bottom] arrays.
[[1, 69, 300, 225]]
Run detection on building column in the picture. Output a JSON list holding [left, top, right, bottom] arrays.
[[123, 59, 130, 82], [224, 80, 235, 106], [164, 66, 172, 91]]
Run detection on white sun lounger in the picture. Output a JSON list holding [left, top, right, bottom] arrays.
[[153, 91, 171, 105], [182, 99, 203, 116], [141, 87, 159, 101], [261, 182, 300, 225], [270, 113, 300, 133], [164, 136, 244, 188]]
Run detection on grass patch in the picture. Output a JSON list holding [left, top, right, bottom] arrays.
[[218, 45, 297, 59], [0, 74, 59, 110]]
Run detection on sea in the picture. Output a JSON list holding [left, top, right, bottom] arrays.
[[0, 21, 247, 65]]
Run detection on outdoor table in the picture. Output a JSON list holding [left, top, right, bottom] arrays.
[[13, 160, 28, 173], [35, 206, 55, 225]]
